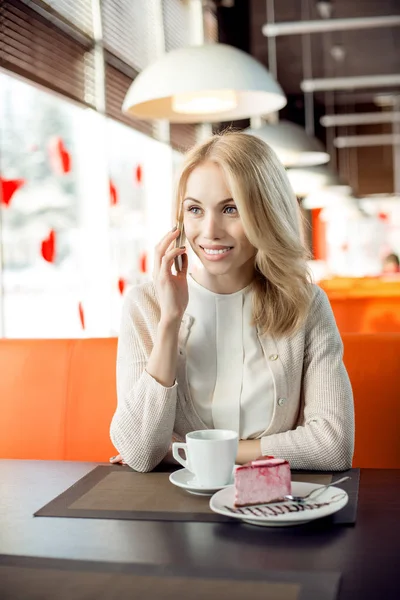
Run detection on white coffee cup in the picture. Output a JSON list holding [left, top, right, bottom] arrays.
[[172, 429, 239, 488]]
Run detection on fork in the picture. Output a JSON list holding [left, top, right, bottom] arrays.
[[284, 476, 350, 503]]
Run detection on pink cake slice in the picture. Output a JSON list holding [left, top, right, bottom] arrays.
[[234, 457, 291, 507]]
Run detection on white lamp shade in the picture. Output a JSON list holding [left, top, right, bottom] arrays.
[[245, 120, 330, 167], [287, 166, 339, 197], [122, 44, 287, 123]]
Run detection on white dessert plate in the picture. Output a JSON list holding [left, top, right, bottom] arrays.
[[209, 481, 349, 527], [169, 467, 237, 496]]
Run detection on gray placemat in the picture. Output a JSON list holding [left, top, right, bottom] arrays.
[[0, 555, 341, 600], [292, 468, 360, 524], [34, 465, 359, 525]]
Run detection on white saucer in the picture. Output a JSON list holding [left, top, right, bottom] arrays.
[[209, 481, 349, 527], [169, 468, 236, 496]]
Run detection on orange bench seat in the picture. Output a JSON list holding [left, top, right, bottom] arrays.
[[0, 335, 399, 468]]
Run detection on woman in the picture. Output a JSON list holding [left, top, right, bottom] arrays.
[[110, 132, 354, 473]]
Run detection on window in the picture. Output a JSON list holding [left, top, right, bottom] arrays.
[[0, 71, 174, 337]]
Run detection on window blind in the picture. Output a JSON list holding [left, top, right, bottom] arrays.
[[0, 0, 95, 106], [101, 0, 159, 72], [162, 0, 199, 151], [30, 0, 93, 36], [105, 54, 155, 138], [170, 123, 198, 152], [162, 0, 191, 52]]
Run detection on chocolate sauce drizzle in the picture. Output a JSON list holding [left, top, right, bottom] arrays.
[[225, 493, 346, 517]]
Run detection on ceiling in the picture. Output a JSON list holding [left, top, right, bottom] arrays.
[[215, 0, 400, 195], [250, 0, 400, 98]]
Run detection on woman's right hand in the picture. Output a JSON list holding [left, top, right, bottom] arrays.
[[153, 227, 189, 325]]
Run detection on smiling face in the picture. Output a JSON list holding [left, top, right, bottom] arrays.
[[182, 161, 256, 293]]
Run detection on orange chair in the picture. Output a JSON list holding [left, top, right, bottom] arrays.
[[0, 335, 399, 467]]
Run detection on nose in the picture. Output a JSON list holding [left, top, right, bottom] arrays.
[[202, 212, 223, 239]]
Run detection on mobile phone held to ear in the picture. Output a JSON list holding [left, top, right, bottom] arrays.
[[174, 225, 186, 273]]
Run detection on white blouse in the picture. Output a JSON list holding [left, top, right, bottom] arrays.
[[185, 275, 275, 439]]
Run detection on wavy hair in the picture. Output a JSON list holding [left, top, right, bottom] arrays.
[[175, 131, 313, 337]]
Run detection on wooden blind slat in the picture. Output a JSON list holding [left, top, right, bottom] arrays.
[[6, 4, 92, 52], [2, 56, 88, 101], [26, 0, 93, 36], [5, 22, 90, 82], [3, 40, 88, 91], [102, 0, 158, 72], [162, 0, 191, 53], [105, 63, 155, 137], [170, 124, 197, 152]]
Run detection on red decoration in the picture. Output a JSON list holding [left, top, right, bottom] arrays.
[[310, 209, 326, 261], [378, 212, 389, 221], [0, 177, 25, 207], [135, 164, 143, 184], [118, 278, 126, 295], [47, 137, 72, 175], [78, 302, 85, 330], [139, 252, 147, 273], [109, 180, 118, 206], [41, 230, 56, 263]]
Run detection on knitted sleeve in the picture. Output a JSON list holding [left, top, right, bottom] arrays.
[[260, 287, 355, 470], [110, 284, 178, 472]]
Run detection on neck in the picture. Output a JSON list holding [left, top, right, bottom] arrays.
[[192, 262, 255, 294]]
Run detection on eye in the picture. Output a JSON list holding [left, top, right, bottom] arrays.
[[187, 205, 202, 215], [223, 205, 238, 215]]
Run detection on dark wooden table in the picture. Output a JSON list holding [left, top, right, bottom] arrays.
[[0, 460, 399, 599]]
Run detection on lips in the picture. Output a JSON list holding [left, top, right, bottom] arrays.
[[199, 245, 234, 260]]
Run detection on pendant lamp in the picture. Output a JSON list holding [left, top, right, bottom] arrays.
[[287, 165, 339, 197], [122, 44, 287, 123], [245, 120, 330, 167]]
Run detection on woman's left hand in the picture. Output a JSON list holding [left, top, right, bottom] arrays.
[[109, 454, 127, 465]]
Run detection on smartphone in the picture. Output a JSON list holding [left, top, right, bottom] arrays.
[[174, 224, 186, 273]]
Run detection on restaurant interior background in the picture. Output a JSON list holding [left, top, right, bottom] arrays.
[[1, 0, 399, 339]]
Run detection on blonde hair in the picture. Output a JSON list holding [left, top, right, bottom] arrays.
[[176, 131, 313, 337]]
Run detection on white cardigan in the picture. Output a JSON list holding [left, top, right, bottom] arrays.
[[110, 281, 355, 472]]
